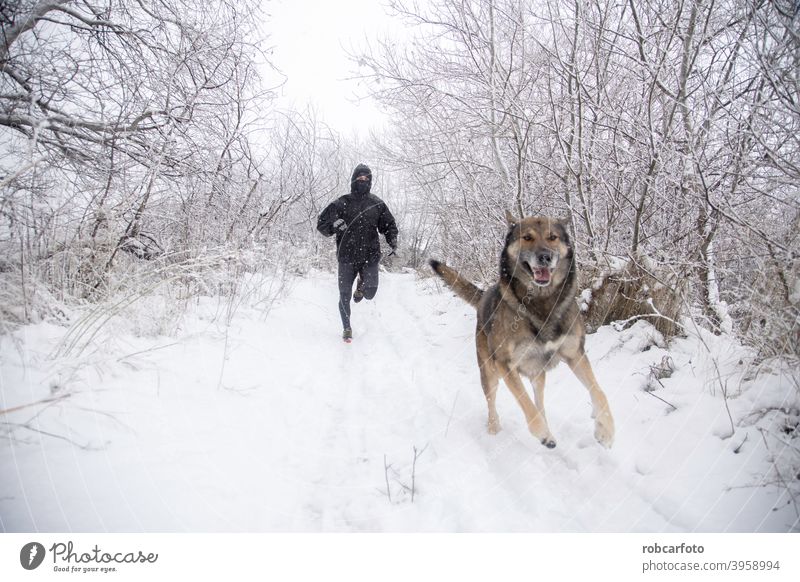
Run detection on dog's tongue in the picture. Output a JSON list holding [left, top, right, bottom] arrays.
[[534, 267, 551, 284]]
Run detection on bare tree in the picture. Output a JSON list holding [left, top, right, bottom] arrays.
[[1, 0, 275, 301], [358, 0, 798, 355]]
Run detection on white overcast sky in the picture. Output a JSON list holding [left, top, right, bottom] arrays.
[[265, 0, 397, 136]]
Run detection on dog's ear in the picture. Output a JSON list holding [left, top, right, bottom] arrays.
[[505, 209, 519, 228], [556, 214, 572, 231], [553, 216, 573, 243]]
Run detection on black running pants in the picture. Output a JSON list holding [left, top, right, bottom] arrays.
[[337, 258, 379, 329]]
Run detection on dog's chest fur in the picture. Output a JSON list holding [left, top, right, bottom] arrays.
[[479, 284, 579, 377], [510, 334, 564, 375]]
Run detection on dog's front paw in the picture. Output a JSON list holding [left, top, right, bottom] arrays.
[[528, 418, 556, 449], [487, 418, 502, 435], [594, 412, 615, 448]]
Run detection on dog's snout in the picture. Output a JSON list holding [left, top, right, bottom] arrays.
[[537, 251, 553, 266]]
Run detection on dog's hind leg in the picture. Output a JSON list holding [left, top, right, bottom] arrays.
[[477, 333, 501, 434], [566, 355, 615, 448], [497, 363, 556, 449]]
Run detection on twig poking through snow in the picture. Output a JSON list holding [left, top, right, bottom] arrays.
[[1, 421, 104, 451], [383, 454, 392, 503], [444, 392, 460, 437], [757, 428, 800, 519], [644, 390, 678, 412], [733, 433, 748, 454], [0, 394, 71, 416], [411, 444, 429, 503]]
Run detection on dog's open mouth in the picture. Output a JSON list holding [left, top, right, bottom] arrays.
[[533, 267, 552, 286], [521, 257, 555, 287]]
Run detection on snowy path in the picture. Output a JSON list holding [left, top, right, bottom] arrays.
[[1, 271, 796, 532]]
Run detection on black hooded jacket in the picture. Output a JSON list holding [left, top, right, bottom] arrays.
[[317, 164, 398, 264]]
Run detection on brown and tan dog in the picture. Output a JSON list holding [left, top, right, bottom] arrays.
[[430, 212, 614, 449]]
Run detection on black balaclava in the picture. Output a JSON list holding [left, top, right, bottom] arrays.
[[350, 163, 372, 196]]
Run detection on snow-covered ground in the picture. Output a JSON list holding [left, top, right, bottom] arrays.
[[1, 271, 798, 532]]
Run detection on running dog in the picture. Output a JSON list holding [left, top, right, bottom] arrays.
[[430, 212, 614, 449]]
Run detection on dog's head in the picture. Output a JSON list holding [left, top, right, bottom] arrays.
[[501, 211, 574, 289]]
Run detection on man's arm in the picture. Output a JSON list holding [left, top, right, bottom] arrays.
[[317, 200, 342, 237], [377, 202, 398, 249]]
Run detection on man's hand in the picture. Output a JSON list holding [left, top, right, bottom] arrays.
[[333, 218, 347, 232], [386, 246, 401, 260]]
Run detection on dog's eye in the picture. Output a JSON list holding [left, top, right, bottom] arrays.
[[522, 234, 533, 241], [548, 234, 558, 241]]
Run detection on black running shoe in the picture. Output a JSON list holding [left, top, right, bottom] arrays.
[[353, 277, 364, 303], [342, 328, 353, 342]]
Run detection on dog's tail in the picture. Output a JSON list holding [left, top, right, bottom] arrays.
[[429, 259, 483, 308]]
